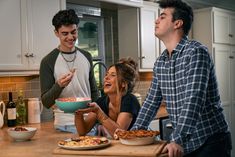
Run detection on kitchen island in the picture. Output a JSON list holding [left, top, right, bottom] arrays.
[[0, 122, 167, 157]]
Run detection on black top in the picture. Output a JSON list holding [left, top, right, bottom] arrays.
[[96, 93, 140, 130]]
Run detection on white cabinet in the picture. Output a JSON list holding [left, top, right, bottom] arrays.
[[213, 45, 235, 156], [0, 0, 65, 75], [214, 11, 235, 45], [231, 46, 235, 157], [213, 45, 232, 125], [118, 1, 161, 71], [193, 7, 235, 51], [139, 2, 160, 70], [99, 0, 143, 7], [193, 7, 235, 157]]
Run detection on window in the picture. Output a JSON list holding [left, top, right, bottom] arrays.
[[76, 16, 106, 89]]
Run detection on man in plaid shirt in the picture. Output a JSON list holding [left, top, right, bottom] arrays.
[[131, 0, 232, 157]]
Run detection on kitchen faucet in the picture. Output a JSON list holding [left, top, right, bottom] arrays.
[[92, 61, 107, 97]]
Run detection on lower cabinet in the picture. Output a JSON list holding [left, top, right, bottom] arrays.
[[213, 44, 235, 156]]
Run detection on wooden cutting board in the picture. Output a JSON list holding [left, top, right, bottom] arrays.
[[53, 140, 167, 157]]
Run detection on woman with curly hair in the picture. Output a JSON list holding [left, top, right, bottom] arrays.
[[75, 57, 140, 138]]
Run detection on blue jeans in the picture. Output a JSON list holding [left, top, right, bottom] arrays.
[[55, 125, 77, 134], [184, 132, 232, 157]]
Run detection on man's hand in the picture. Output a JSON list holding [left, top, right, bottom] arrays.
[[57, 71, 75, 87], [162, 142, 184, 157]]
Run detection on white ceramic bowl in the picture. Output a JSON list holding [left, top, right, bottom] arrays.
[[7, 127, 37, 141], [119, 136, 155, 145]]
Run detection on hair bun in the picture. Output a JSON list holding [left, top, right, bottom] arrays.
[[118, 57, 138, 71]]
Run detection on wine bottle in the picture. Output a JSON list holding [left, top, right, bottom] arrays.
[[7, 92, 16, 127], [16, 90, 27, 125]]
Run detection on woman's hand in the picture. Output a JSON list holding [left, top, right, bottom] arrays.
[[77, 102, 108, 124], [76, 102, 101, 114], [162, 142, 184, 157]]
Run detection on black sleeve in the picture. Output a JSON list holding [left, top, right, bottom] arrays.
[[40, 49, 63, 108], [95, 95, 109, 115], [120, 93, 140, 118]]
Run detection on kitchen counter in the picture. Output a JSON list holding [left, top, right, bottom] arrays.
[[0, 122, 168, 157]]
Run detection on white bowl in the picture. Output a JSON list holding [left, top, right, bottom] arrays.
[[119, 136, 155, 146], [7, 127, 37, 141]]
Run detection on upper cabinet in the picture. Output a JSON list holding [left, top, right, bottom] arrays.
[[99, 0, 143, 7], [214, 10, 235, 45], [118, 1, 161, 71], [193, 7, 235, 53], [139, 2, 159, 70], [0, 0, 65, 75]]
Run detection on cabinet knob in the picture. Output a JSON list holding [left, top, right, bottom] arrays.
[[25, 53, 35, 57], [229, 56, 234, 59], [25, 53, 30, 57], [29, 53, 34, 57], [140, 56, 146, 59], [228, 34, 233, 37]]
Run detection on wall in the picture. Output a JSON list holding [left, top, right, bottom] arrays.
[[0, 76, 40, 101], [0, 75, 152, 102], [0, 75, 152, 122], [0, 76, 53, 122]]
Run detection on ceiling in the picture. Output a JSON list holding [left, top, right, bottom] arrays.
[[184, 0, 235, 11]]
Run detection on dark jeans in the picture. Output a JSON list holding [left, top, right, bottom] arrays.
[[184, 132, 232, 157]]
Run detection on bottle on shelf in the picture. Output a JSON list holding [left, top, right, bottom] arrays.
[[7, 92, 16, 127], [16, 90, 27, 125]]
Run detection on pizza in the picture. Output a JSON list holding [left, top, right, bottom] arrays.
[[58, 136, 109, 147], [115, 130, 160, 139]]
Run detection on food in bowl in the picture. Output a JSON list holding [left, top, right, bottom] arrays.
[[55, 97, 91, 113], [14, 126, 28, 131], [7, 127, 37, 141], [115, 130, 160, 145]]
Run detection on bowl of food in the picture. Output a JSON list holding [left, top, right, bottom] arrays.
[[55, 97, 91, 113], [115, 130, 160, 146], [7, 126, 37, 141]]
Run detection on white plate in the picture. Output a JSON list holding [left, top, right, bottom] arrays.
[[119, 136, 155, 146], [58, 138, 111, 150]]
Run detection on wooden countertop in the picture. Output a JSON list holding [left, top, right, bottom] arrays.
[[0, 122, 168, 157]]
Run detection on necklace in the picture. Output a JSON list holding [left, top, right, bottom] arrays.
[[60, 51, 77, 62], [60, 51, 77, 71]]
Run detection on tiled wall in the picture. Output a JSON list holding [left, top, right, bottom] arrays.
[[0, 75, 152, 121], [0, 76, 41, 102], [0, 76, 151, 102], [0, 76, 53, 122]]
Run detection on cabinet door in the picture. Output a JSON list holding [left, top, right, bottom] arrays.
[[231, 46, 235, 109], [0, 0, 27, 70], [140, 6, 158, 69], [231, 46, 235, 157], [27, 0, 61, 70], [213, 45, 231, 125], [213, 11, 230, 44], [230, 15, 235, 45]]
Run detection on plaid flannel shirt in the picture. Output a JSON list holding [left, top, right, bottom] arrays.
[[132, 36, 229, 154]]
